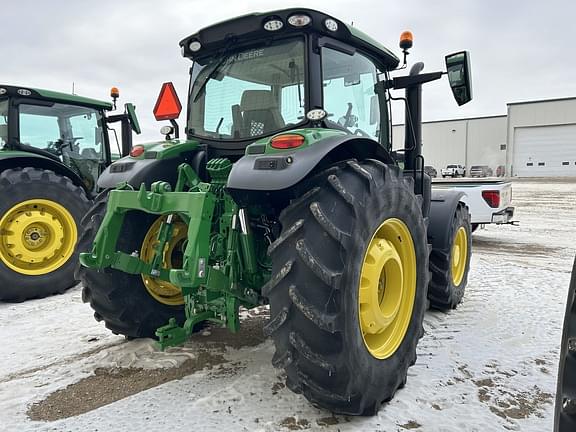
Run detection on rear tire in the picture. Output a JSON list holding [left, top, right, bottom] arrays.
[[428, 203, 471, 310], [77, 192, 185, 338], [0, 167, 89, 302], [265, 160, 429, 415], [555, 256, 576, 432]]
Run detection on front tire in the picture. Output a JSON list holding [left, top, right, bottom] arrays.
[[264, 160, 429, 415], [0, 168, 89, 302], [77, 192, 185, 338], [428, 203, 471, 310]]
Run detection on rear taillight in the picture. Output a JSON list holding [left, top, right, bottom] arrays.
[[129, 145, 145, 158], [271, 134, 305, 150], [482, 190, 500, 208]]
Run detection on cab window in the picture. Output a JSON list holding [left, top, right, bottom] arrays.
[[188, 38, 306, 140], [0, 100, 8, 148], [322, 47, 384, 142], [19, 105, 60, 149], [19, 103, 106, 192], [19, 103, 104, 159]]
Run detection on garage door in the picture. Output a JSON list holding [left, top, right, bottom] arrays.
[[514, 124, 576, 177]]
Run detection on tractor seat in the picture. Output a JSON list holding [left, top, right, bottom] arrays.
[[237, 90, 285, 137], [81, 148, 100, 160]]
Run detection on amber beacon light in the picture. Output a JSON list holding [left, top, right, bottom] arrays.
[[399, 31, 413, 50]]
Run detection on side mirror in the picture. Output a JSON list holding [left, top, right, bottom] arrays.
[[105, 103, 140, 157], [445, 51, 472, 106], [125, 103, 141, 134], [120, 103, 140, 157]]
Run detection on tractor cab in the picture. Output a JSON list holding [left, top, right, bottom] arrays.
[[0, 85, 140, 193], [180, 9, 400, 155], [178, 8, 471, 171]]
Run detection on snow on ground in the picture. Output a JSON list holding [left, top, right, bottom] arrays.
[[0, 180, 575, 432]]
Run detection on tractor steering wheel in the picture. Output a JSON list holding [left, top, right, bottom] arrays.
[[338, 102, 357, 129], [46, 139, 66, 155], [47, 137, 84, 155]]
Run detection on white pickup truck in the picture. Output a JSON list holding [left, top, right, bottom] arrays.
[[432, 177, 515, 231], [441, 164, 466, 178]]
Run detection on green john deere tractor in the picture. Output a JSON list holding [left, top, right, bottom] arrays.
[[79, 9, 473, 414], [0, 85, 140, 301]]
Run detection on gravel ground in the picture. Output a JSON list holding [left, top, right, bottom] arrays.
[[0, 180, 574, 432]]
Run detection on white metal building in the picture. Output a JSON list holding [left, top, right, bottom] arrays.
[[507, 97, 576, 177], [392, 96, 576, 177]]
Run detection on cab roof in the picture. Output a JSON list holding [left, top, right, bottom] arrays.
[[180, 8, 400, 69], [0, 85, 112, 110]]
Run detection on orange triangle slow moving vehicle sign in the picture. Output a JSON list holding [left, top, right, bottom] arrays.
[[153, 82, 182, 121]]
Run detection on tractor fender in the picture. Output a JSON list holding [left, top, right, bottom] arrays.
[[227, 135, 393, 192], [97, 150, 204, 189], [0, 153, 86, 192], [427, 189, 467, 251]]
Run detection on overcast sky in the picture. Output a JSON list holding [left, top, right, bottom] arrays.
[[2, 0, 575, 141]]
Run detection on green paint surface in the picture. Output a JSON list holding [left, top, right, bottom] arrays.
[[33, 88, 112, 110], [127, 139, 201, 160]]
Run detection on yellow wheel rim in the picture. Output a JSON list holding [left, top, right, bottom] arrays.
[[451, 226, 468, 286], [358, 218, 417, 359], [0, 199, 77, 276], [140, 215, 186, 306]]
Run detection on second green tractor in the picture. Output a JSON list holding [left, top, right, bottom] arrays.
[[79, 9, 473, 415], [0, 85, 139, 301]]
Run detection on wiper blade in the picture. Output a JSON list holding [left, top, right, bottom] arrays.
[[191, 53, 230, 103]]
